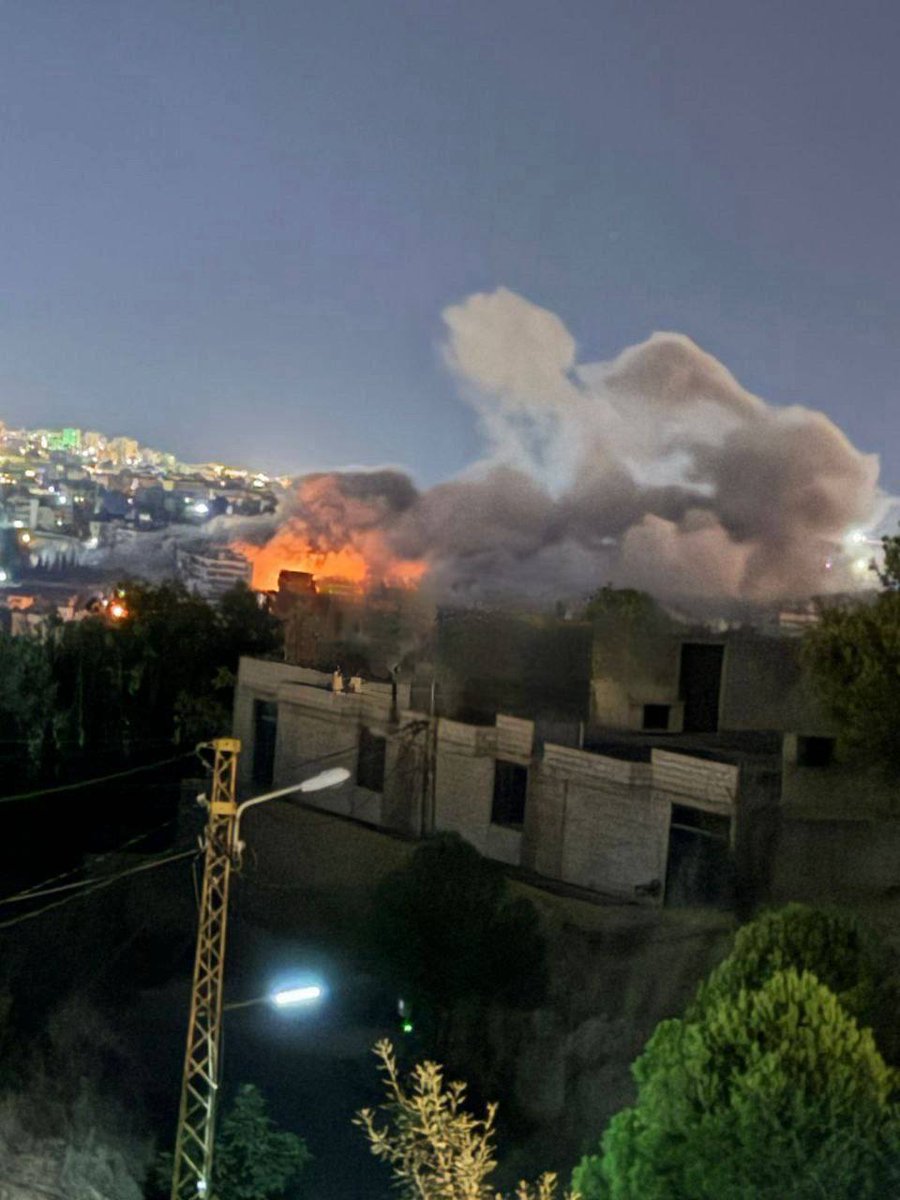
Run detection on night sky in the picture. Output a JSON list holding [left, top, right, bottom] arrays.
[[2, 1, 899, 489]]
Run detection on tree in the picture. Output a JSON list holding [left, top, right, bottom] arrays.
[[355, 1039, 577, 1200], [213, 1084, 310, 1200], [217, 582, 282, 664], [367, 835, 546, 1052], [150, 1085, 309, 1200], [690, 903, 881, 1024], [48, 578, 282, 757], [802, 531, 900, 771], [573, 933, 900, 1200], [0, 629, 58, 767], [581, 587, 667, 627]]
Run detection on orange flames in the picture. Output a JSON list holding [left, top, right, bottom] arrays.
[[232, 472, 428, 593], [233, 533, 426, 592]]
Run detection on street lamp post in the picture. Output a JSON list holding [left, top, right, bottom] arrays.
[[223, 984, 324, 1014], [169, 739, 349, 1200]]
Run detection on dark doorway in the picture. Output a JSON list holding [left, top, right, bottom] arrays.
[[665, 804, 733, 906], [491, 760, 528, 827], [357, 727, 387, 793], [679, 643, 724, 733]]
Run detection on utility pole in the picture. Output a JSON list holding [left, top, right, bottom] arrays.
[[169, 744, 348, 1200], [170, 737, 241, 1200]]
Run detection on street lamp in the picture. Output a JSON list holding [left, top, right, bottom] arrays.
[[233, 766, 350, 854], [170, 742, 350, 1200], [224, 984, 324, 1014]]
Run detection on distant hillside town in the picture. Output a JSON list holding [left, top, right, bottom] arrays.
[[0, 419, 280, 621]]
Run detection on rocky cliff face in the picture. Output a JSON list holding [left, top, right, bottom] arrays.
[[449, 894, 733, 1184], [0, 1095, 149, 1200]]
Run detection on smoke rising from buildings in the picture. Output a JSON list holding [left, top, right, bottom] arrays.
[[240, 288, 880, 602]]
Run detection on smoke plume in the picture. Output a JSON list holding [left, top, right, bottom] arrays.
[[242, 288, 880, 602]]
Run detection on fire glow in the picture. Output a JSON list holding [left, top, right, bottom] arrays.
[[232, 471, 427, 593], [234, 533, 426, 592]]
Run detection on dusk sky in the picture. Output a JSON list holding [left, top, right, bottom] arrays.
[[2, 1, 899, 489]]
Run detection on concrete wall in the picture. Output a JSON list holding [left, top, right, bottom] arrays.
[[526, 746, 666, 902], [780, 733, 896, 818], [234, 657, 421, 831], [650, 748, 738, 818], [276, 685, 425, 833], [719, 635, 830, 734], [769, 815, 900, 901], [233, 658, 335, 790], [422, 713, 534, 861], [589, 625, 830, 737], [590, 615, 680, 730], [523, 746, 740, 904]]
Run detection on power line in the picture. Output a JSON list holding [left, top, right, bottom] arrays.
[[0, 818, 179, 906], [0, 751, 196, 806], [0, 848, 197, 933]]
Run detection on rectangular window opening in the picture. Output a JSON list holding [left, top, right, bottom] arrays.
[[491, 760, 528, 827], [797, 735, 835, 768], [642, 703, 670, 731]]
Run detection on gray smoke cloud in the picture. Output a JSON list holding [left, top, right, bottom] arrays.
[[395, 287, 879, 600], [244, 288, 880, 603]]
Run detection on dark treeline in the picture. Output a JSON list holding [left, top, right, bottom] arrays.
[[0, 580, 281, 882]]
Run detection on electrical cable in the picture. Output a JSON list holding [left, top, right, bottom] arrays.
[[0, 750, 196, 806], [0, 817, 179, 906], [0, 848, 197, 933]]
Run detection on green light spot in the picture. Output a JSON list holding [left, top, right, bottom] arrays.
[[401, 1020, 414, 1034]]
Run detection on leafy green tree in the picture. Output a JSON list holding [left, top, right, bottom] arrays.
[[213, 1084, 310, 1200], [367, 835, 546, 1052], [690, 903, 881, 1024], [149, 1085, 309, 1200], [574, 968, 900, 1200]]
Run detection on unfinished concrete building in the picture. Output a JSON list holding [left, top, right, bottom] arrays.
[[231, 604, 900, 910]]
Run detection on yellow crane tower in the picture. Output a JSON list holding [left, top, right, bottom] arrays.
[[170, 737, 241, 1200]]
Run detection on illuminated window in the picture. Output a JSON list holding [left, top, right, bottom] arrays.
[[491, 760, 528, 827], [357, 727, 386, 792]]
